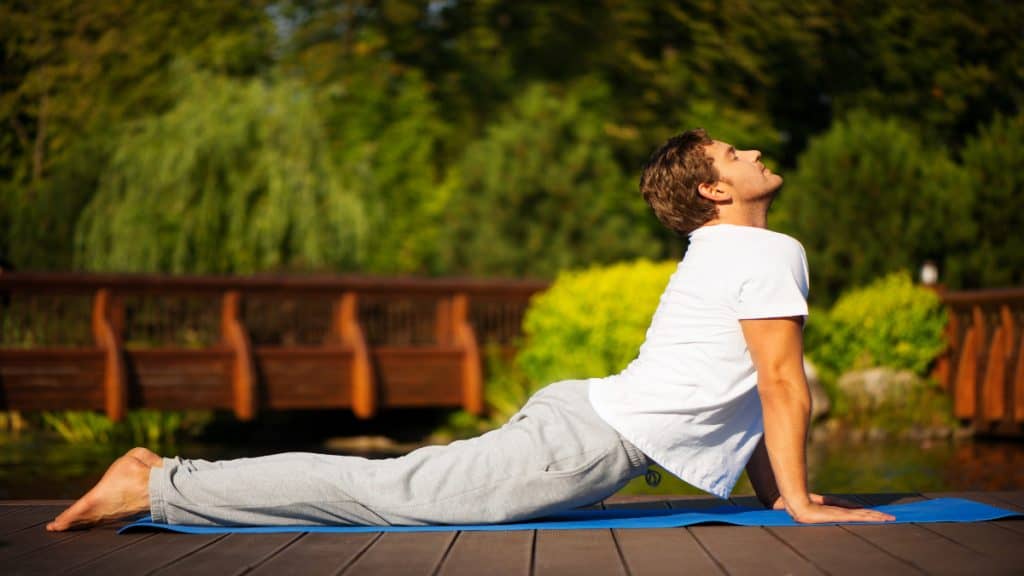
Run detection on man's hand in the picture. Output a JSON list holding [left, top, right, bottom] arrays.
[[772, 493, 896, 523]]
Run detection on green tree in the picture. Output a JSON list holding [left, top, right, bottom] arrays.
[[817, 0, 1024, 152], [448, 79, 661, 278], [773, 110, 974, 303], [0, 0, 274, 269], [957, 112, 1024, 288], [75, 65, 365, 274]]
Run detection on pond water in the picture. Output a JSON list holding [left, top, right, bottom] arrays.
[[1, 432, 1022, 500]]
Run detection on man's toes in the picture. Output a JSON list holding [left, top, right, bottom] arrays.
[[47, 495, 97, 532]]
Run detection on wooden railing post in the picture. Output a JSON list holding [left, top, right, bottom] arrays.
[[981, 307, 1011, 422], [1015, 326, 1024, 423], [92, 288, 127, 422], [452, 293, 484, 415], [434, 298, 452, 346], [336, 292, 375, 419], [221, 291, 257, 421]]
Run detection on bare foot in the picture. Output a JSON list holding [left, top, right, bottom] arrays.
[[125, 446, 164, 468], [46, 447, 163, 531]]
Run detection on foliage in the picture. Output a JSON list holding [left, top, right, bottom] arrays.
[[450, 80, 662, 278], [40, 410, 211, 445], [773, 110, 974, 303], [957, 112, 1024, 289], [0, 0, 274, 270], [516, 259, 677, 388], [805, 271, 947, 385], [75, 65, 366, 274], [1, 0, 1022, 292]]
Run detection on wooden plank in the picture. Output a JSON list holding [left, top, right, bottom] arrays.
[[689, 525, 823, 575], [614, 528, 725, 575], [604, 497, 672, 511], [767, 525, 922, 576], [340, 531, 455, 576], [991, 490, 1024, 511], [150, 533, 300, 575], [0, 350, 106, 410], [0, 505, 64, 535], [127, 349, 234, 409], [255, 348, 353, 409], [665, 496, 731, 511], [533, 529, 627, 576], [842, 523, 1014, 575], [917, 520, 1024, 564], [372, 348, 464, 407], [8, 525, 153, 575], [841, 493, 1012, 575], [436, 530, 532, 576], [248, 533, 379, 576], [67, 532, 225, 576], [0, 522, 82, 563]]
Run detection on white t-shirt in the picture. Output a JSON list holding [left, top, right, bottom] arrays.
[[588, 224, 810, 498]]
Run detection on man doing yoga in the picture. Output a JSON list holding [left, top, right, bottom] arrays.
[[48, 129, 895, 531]]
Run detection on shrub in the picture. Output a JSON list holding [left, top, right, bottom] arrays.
[[515, 259, 678, 389], [956, 112, 1024, 289], [805, 271, 947, 386], [773, 110, 974, 304]]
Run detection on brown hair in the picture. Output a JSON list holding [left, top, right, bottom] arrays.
[[640, 129, 719, 236]]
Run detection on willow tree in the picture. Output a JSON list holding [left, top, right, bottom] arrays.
[[75, 65, 366, 274]]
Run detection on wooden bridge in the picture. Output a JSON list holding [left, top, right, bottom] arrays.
[[0, 272, 1022, 436], [0, 272, 545, 421]]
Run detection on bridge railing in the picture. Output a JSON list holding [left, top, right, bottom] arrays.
[[3, 272, 1021, 434], [935, 287, 1024, 436], [0, 272, 548, 421]]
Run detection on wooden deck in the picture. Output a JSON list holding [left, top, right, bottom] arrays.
[[3, 492, 1022, 575]]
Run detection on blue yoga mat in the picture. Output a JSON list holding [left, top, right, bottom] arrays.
[[119, 497, 1020, 534]]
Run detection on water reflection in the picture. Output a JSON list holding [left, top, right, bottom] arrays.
[[1, 435, 1021, 500]]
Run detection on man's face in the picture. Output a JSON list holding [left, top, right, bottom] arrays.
[[704, 140, 783, 204]]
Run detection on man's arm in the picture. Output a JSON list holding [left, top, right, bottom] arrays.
[[745, 436, 780, 509], [740, 316, 895, 524]]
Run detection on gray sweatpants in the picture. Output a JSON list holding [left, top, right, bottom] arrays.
[[148, 379, 651, 526]]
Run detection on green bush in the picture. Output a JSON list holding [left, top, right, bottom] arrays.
[[515, 259, 678, 389], [805, 271, 947, 386], [956, 112, 1024, 289], [773, 110, 974, 304]]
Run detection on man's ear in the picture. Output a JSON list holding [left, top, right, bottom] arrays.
[[697, 181, 728, 203]]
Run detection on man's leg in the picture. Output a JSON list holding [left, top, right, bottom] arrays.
[[50, 380, 649, 529]]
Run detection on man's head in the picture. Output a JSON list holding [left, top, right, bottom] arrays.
[[640, 129, 783, 234]]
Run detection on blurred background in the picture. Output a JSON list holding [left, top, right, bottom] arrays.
[[1, 1, 1022, 499]]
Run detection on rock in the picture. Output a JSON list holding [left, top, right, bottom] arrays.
[[804, 357, 831, 422], [835, 366, 919, 412]]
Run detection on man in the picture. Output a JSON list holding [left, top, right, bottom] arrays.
[[48, 130, 895, 531]]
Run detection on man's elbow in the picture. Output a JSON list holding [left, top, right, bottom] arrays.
[[756, 373, 809, 400]]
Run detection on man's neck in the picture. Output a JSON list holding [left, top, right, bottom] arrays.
[[703, 204, 769, 229]]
